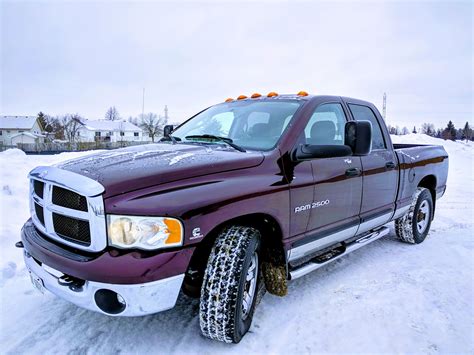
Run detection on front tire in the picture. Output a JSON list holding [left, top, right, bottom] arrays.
[[395, 187, 433, 244], [199, 226, 262, 343]]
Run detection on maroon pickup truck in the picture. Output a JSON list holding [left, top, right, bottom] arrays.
[[19, 93, 448, 343]]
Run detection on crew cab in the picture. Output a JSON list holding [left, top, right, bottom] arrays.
[[19, 92, 449, 343]]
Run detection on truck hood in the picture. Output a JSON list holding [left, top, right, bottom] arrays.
[[57, 143, 264, 198]]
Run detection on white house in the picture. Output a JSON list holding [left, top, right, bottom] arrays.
[[0, 116, 45, 146], [76, 119, 148, 143]]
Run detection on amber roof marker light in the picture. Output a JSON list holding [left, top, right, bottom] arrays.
[[267, 92, 278, 97], [251, 93, 262, 98], [237, 95, 248, 100], [297, 91, 309, 96], [225, 98, 234, 102]]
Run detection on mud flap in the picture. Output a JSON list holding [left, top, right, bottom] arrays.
[[262, 261, 287, 297]]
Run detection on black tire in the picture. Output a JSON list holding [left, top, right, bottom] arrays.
[[199, 226, 262, 343], [395, 187, 433, 244]]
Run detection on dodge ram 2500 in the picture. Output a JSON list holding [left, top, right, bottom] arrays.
[[19, 92, 448, 343]]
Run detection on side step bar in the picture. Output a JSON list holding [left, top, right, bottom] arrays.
[[289, 226, 390, 280]]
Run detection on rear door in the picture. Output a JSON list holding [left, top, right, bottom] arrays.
[[289, 101, 363, 260], [345, 101, 399, 234]]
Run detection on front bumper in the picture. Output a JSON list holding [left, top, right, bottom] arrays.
[[21, 219, 194, 285], [24, 250, 184, 316]]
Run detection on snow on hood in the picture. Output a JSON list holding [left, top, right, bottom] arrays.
[[56, 143, 264, 198]]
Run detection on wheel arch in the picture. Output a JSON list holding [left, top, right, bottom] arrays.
[[417, 174, 437, 217], [182, 212, 288, 297]]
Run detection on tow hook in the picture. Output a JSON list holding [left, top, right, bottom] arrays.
[[15, 241, 24, 248], [58, 275, 86, 292]]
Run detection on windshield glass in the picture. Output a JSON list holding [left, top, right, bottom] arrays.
[[172, 100, 302, 151]]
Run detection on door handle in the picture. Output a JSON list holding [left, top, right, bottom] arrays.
[[385, 161, 396, 170], [345, 167, 362, 177]]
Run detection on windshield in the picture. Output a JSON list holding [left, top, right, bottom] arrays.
[[172, 100, 302, 151]]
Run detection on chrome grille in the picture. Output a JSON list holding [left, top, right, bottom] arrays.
[[34, 203, 45, 225], [33, 180, 44, 198], [52, 213, 91, 245], [29, 166, 106, 252], [52, 186, 88, 212]]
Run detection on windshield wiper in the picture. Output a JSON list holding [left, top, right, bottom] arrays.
[[160, 135, 181, 144], [168, 134, 180, 144], [185, 134, 246, 152]]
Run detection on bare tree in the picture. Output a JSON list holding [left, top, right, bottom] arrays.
[[50, 116, 65, 139], [421, 123, 436, 136], [387, 125, 398, 135], [105, 106, 120, 121], [401, 127, 409, 135], [139, 112, 168, 142], [128, 116, 139, 125], [61, 114, 83, 143]]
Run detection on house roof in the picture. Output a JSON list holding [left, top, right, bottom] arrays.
[[80, 119, 142, 132], [0, 116, 38, 129], [10, 132, 44, 139]]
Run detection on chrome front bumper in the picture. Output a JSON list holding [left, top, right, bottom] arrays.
[[24, 251, 184, 317]]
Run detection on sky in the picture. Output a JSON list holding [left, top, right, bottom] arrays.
[[1, 0, 472, 130]]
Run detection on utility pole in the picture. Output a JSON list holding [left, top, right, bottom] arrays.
[[164, 105, 169, 120], [382, 92, 387, 121], [142, 88, 145, 119]]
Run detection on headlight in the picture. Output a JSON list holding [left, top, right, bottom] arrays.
[[107, 215, 183, 250]]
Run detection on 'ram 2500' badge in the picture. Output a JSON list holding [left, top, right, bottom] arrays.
[[294, 199, 330, 213]]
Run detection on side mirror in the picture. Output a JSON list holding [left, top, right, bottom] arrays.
[[345, 121, 372, 155], [163, 125, 174, 137], [293, 144, 353, 161]]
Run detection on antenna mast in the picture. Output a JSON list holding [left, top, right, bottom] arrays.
[[382, 92, 387, 120], [142, 88, 145, 118]]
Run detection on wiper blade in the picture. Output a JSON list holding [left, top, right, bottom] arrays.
[[185, 134, 246, 152]]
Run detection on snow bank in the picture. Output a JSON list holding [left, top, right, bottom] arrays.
[[0, 137, 472, 354]]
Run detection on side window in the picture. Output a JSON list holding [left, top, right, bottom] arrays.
[[304, 103, 347, 145], [348, 104, 386, 150]]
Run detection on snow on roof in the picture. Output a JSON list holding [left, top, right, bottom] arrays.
[[80, 119, 142, 131], [0, 116, 38, 129]]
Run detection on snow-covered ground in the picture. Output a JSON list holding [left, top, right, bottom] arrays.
[[0, 134, 472, 354]]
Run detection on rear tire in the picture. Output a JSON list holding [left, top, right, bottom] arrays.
[[395, 187, 433, 244], [199, 226, 262, 343]]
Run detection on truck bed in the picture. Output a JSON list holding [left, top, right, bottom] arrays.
[[393, 143, 449, 209], [393, 143, 439, 149]]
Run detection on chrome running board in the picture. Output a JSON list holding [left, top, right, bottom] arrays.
[[289, 226, 390, 280]]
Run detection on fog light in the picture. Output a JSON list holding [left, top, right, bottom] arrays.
[[94, 289, 126, 315]]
